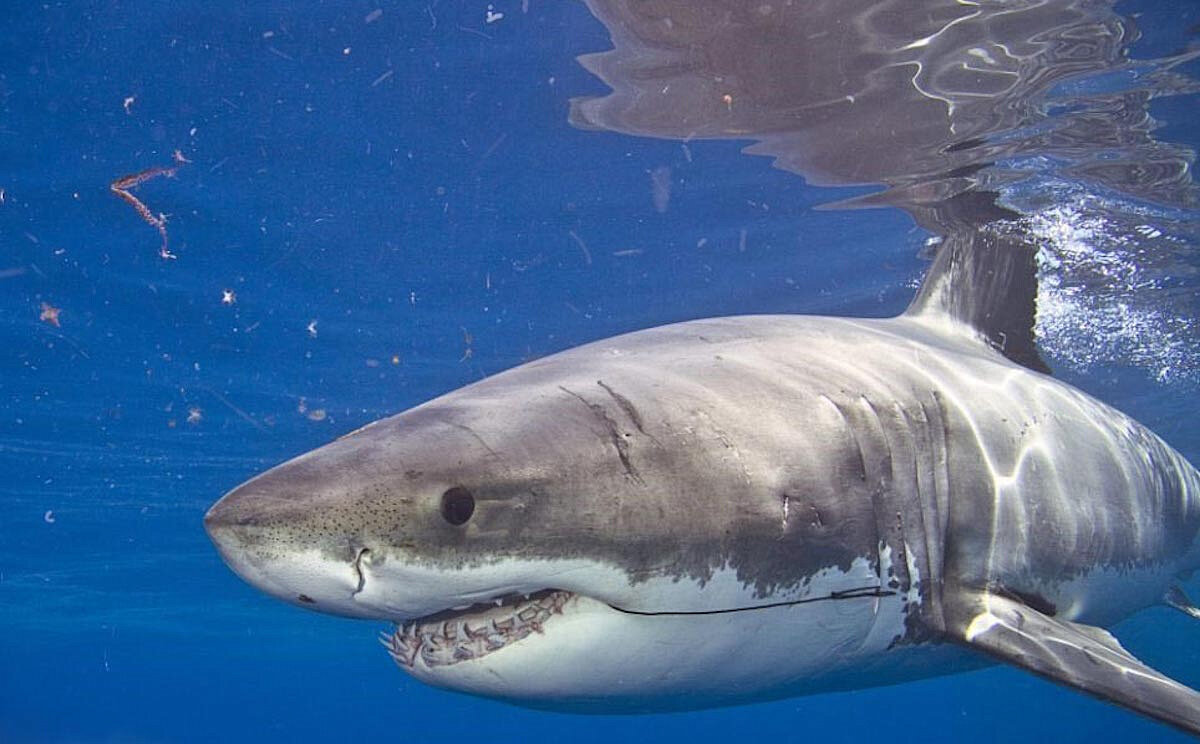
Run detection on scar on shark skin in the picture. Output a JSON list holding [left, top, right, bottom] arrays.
[[559, 386, 644, 485], [110, 150, 190, 260]]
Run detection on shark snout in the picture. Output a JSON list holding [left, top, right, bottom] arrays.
[[204, 476, 379, 619]]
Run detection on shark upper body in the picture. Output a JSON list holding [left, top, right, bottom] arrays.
[[206, 234, 1200, 731]]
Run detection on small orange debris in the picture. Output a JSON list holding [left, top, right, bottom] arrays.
[[39, 302, 61, 327]]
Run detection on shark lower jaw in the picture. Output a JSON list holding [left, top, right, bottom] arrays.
[[383, 588, 576, 669]]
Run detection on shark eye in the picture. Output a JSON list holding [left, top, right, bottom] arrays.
[[440, 487, 475, 526]]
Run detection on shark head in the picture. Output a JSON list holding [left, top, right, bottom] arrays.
[[205, 322, 918, 711]]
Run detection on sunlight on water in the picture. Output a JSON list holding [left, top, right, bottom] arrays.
[[1014, 185, 1200, 383]]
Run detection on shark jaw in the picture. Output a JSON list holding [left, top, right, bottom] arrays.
[[348, 553, 929, 711], [382, 588, 574, 669]]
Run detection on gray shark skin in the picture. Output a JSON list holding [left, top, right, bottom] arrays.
[[206, 266, 1200, 731]]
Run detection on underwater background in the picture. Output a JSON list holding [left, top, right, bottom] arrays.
[[2, 1, 1199, 741]]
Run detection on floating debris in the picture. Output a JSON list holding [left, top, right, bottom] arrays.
[[297, 397, 327, 422], [39, 302, 61, 327], [110, 151, 189, 260], [221, 289, 236, 305], [460, 327, 474, 362], [649, 166, 672, 213], [44, 510, 55, 524], [569, 230, 592, 265]]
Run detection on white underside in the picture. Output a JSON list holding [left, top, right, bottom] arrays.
[[361, 548, 927, 706]]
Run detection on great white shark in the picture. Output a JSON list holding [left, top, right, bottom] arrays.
[[206, 229, 1200, 734]]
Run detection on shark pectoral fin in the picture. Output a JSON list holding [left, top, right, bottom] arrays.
[[1166, 585, 1200, 621], [945, 589, 1200, 736]]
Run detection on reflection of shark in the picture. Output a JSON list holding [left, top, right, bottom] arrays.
[[569, 0, 1198, 208], [207, 230, 1200, 732]]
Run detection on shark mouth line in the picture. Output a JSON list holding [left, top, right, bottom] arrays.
[[383, 589, 573, 669], [381, 583, 898, 669]]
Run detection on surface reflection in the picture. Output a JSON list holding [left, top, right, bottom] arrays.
[[570, 0, 1199, 379]]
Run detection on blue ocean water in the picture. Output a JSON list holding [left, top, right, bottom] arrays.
[[2, 2, 1199, 742]]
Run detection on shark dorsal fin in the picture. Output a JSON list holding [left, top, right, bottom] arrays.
[[903, 192, 1050, 375]]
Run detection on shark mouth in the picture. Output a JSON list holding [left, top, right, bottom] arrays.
[[383, 589, 574, 669]]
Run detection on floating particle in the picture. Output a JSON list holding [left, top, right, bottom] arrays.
[[123, 95, 135, 114], [297, 398, 308, 414], [460, 327, 473, 362], [485, 4, 504, 23], [365, 358, 380, 368], [722, 93, 733, 111], [0, 188, 5, 203], [568, 230, 592, 265], [44, 510, 55, 524], [364, 8, 383, 23], [649, 166, 672, 213], [306, 409, 327, 422], [306, 319, 318, 338], [186, 406, 203, 425], [391, 354, 401, 365], [39, 302, 61, 327], [221, 289, 236, 305]]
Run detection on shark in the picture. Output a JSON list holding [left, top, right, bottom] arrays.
[[205, 226, 1200, 735]]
